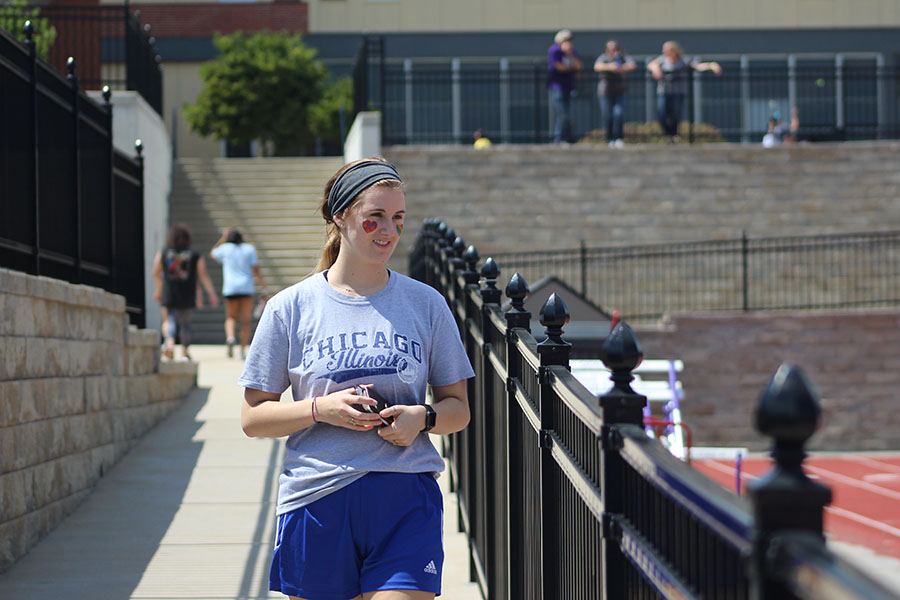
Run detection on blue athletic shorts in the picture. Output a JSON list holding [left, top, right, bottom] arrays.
[[269, 471, 444, 600]]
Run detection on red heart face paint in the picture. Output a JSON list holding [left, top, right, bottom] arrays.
[[362, 220, 378, 233], [396, 223, 403, 235]]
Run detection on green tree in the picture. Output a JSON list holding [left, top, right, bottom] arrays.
[[0, 0, 57, 61], [309, 77, 353, 145], [184, 31, 331, 155]]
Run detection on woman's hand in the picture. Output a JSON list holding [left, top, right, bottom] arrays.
[[315, 387, 383, 431], [377, 404, 426, 447]]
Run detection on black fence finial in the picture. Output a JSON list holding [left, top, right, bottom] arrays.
[[748, 363, 832, 599], [23, 20, 35, 54], [443, 226, 456, 247], [447, 236, 466, 272], [539, 292, 569, 346], [480, 257, 502, 304], [102, 85, 111, 105], [452, 236, 466, 255], [66, 57, 77, 81], [597, 321, 645, 423], [134, 138, 143, 157], [749, 363, 831, 531], [537, 292, 571, 375], [462, 245, 480, 285], [505, 272, 531, 333]]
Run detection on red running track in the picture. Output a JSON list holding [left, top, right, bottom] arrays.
[[693, 453, 900, 560]]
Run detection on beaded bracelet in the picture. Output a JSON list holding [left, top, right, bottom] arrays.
[[311, 396, 320, 423]]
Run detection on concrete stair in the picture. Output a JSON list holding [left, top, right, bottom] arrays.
[[170, 156, 344, 344]]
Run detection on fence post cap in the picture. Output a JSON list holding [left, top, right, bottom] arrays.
[[481, 256, 500, 281], [451, 236, 466, 257], [135, 139, 144, 156], [597, 321, 646, 421], [463, 244, 480, 268], [462, 245, 480, 284], [754, 363, 820, 445], [599, 321, 643, 373], [505, 272, 529, 313], [538, 292, 570, 345], [443, 226, 456, 245], [749, 364, 831, 528], [480, 258, 502, 304]]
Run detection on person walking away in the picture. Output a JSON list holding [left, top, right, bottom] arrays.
[[548, 29, 583, 144], [594, 39, 636, 148], [211, 228, 268, 359], [238, 157, 475, 600], [647, 41, 721, 143], [152, 223, 218, 361]]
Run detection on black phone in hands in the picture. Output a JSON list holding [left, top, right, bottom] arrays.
[[353, 385, 394, 426]]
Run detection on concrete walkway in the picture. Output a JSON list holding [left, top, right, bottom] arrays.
[[0, 345, 482, 600]]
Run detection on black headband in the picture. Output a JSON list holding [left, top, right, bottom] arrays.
[[327, 161, 402, 217]]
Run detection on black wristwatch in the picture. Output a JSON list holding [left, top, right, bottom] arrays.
[[421, 404, 436, 432]]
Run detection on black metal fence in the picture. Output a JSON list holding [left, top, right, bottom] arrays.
[[0, 25, 146, 326], [352, 44, 899, 145], [487, 230, 900, 322], [0, 3, 162, 113], [412, 219, 899, 600]]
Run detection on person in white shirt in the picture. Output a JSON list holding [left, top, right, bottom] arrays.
[[210, 228, 267, 358]]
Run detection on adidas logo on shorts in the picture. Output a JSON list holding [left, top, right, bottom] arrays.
[[423, 560, 438, 575]]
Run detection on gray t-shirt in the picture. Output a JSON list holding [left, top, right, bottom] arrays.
[[655, 55, 691, 96], [238, 269, 475, 515]]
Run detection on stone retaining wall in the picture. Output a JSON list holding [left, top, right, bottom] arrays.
[[385, 142, 900, 273], [0, 268, 197, 573], [384, 143, 900, 451], [632, 309, 900, 451]]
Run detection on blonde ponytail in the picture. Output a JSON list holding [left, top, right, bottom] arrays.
[[315, 222, 342, 272]]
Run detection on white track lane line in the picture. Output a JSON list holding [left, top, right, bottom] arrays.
[[804, 464, 900, 501], [698, 460, 900, 541], [825, 505, 900, 540], [849, 455, 900, 474], [697, 459, 759, 481]]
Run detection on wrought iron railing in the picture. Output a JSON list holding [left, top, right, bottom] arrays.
[[354, 50, 899, 145], [0, 3, 161, 113], [0, 25, 146, 326], [486, 230, 900, 322], [412, 219, 899, 600]]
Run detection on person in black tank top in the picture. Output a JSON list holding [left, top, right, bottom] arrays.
[[152, 223, 219, 360]]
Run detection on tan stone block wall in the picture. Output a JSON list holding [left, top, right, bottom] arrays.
[[306, 0, 900, 32], [0, 267, 197, 573], [631, 310, 900, 451]]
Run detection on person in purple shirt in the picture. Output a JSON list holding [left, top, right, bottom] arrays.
[[547, 29, 583, 144]]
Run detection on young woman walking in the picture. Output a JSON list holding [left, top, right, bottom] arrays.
[[238, 158, 474, 600]]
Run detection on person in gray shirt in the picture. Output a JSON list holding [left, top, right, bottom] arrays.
[[238, 157, 474, 600], [647, 41, 722, 143]]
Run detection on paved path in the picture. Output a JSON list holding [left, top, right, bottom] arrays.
[[0, 345, 482, 600]]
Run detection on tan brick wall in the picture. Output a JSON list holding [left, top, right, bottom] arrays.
[[632, 310, 900, 451], [305, 0, 900, 32], [0, 268, 197, 573], [386, 144, 900, 453]]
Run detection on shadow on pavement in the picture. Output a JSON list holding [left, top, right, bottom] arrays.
[[0, 388, 208, 600]]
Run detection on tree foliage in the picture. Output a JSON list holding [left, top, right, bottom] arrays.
[[0, 0, 57, 61], [185, 31, 351, 155], [309, 76, 353, 143]]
